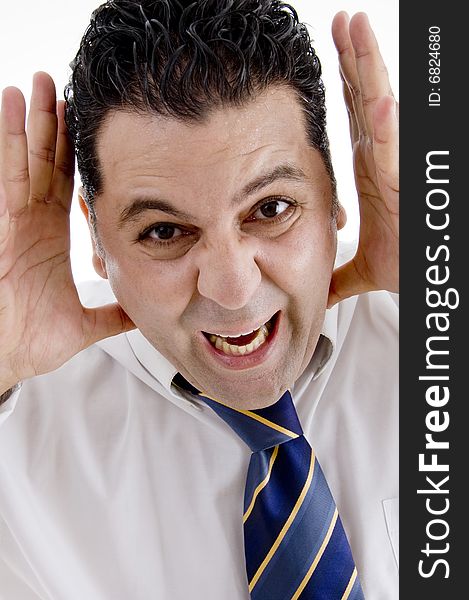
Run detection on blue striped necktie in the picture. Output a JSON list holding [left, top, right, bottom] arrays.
[[175, 377, 364, 599]]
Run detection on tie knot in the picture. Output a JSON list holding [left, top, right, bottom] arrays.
[[173, 375, 303, 452], [200, 390, 303, 452], [174, 375, 304, 452]]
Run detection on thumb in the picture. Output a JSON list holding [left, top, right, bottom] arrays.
[[327, 259, 374, 308], [83, 303, 136, 346]]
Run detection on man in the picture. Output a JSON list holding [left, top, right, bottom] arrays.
[[0, 0, 398, 598]]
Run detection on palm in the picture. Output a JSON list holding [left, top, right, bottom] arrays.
[[0, 73, 134, 393], [328, 12, 399, 306], [2, 203, 80, 379], [352, 132, 399, 292]]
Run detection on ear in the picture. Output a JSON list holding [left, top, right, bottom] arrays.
[[78, 190, 108, 280], [335, 203, 347, 231]]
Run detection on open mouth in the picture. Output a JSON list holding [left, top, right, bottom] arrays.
[[202, 312, 279, 357]]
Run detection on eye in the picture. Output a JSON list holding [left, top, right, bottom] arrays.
[[137, 221, 198, 258], [145, 223, 183, 241], [254, 199, 290, 219], [246, 198, 296, 223]]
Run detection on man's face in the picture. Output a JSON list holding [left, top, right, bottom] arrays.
[[87, 85, 344, 409]]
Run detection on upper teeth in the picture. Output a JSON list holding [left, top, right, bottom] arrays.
[[210, 327, 258, 338]]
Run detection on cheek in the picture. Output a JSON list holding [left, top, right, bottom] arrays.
[[260, 217, 336, 299], [102, 248, 195, 329]]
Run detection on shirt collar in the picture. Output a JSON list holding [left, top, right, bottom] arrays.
[[125, 329, 178, 392]]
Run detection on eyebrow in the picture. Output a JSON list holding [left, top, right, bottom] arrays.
[[118, 163, 307, 228], [238, 163, 306, 199], [118, 198, 192, 228]]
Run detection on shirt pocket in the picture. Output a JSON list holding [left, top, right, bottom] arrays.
[[382, 497, 399, 571]]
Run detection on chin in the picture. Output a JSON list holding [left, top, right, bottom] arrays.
[[194, 366, 294, 410]]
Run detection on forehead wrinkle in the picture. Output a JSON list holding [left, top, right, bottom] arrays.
[[238, 143, 273, 158]]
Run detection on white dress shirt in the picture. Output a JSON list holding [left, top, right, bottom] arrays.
[[0, 249, 399, 600]]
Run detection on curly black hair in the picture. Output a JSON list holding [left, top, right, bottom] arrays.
[[65, 0, 336, 214]]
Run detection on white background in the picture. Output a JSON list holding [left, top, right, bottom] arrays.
[[0, 0, 398, 283]]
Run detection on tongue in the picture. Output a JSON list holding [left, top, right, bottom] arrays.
[[226, 329, 259, 346]]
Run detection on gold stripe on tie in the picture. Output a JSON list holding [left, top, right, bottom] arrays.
[[290, 508, 339, 600], [199, 393, 300, 439], [341, 567, 358, 600], [243, 445, 280, 524], [248, 449, 316, 593], [242, 411, 300, 440]]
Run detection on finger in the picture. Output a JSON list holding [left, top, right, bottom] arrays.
[[49, 100, 75, 211], [373, 95, 399, 216], [349, 13, 394, 137], [83, 303, 136, 347], [332, 11, 366, 136], [327, 259, 374, 309], [0, 87, 30, 215], [0, 183, 10, 259], [340, 70, 359, 146], [26, 72, 58, 204]]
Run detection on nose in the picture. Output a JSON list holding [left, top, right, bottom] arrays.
[[196, 236, 262, 310]]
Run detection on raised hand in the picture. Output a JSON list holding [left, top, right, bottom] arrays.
[[0, 72, 135, 395], [328, 12, 399, 307]]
